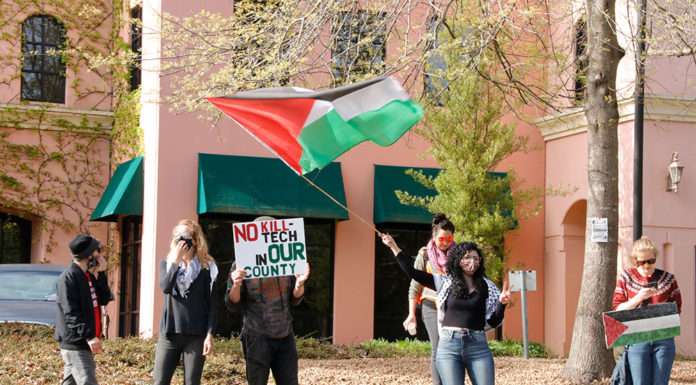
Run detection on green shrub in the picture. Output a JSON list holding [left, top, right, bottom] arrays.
[[488, 338, 551, 358]]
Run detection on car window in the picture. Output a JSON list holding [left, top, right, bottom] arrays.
[[0, 271, 61, 301]]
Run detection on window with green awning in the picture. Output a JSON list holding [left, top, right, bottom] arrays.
[[373, 165, 514, 226], [91, 156, 144, 222], [373, 164, 440, 224], [197, 153, 348, 220]]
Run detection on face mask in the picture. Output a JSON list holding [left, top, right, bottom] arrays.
[[461, 256, 480, 274]]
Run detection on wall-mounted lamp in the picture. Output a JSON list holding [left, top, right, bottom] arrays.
[[667, 152, 684, 192]]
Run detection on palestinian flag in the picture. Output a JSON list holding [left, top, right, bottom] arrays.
[[603, 302, 680, 348], [206, 77, 423, 174]]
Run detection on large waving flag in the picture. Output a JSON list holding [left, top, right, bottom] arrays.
[[206, 77, 423, 174]]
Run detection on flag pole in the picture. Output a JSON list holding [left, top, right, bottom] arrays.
[[299, 173, 383, 236]]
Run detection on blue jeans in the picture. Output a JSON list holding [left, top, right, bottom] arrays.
[[436, 329, 494, 385], [626, 337, 675, 385]]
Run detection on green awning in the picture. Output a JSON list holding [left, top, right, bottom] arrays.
[[374, 165, 441, 224], [374, 165, 515, 226], [197, 153, 348, 220], [90, 156, 144, 222]]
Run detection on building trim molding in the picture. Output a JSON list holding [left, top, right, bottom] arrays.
[[0, 103, 113, 133], [536, 95, 696, 141]]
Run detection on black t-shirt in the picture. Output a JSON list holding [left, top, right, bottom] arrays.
[[442, 289, 488, 329], [395, 252, 506, 330]]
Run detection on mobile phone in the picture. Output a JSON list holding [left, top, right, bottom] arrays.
[[87, 258, 98, 269], [177, 236, 193, 248]]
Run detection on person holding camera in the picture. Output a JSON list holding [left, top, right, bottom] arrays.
[[56, 234, 113, 385], [613, 236, 682, 385], [153, 219, 219, 385]]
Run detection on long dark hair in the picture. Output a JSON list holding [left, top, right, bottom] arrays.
[[445, 242, 488, 299], [432, 213, 455, 235]]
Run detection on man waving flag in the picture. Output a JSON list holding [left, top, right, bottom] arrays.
[[206, 77, 423, 175]]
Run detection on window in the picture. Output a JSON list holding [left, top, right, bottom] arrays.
[[331, 10, 386, 86], [129, 7, 142, 91], [423, 15, 447, 106], [21, 15, 66, 103], [200, 216, 335, 339], [0, 213, 32, 264], [373, 224, 431, 341], [574, 17, 587, 105]]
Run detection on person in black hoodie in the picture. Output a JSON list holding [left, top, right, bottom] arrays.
[[153, 219, 218, 385], [55, 234, 113, 385]]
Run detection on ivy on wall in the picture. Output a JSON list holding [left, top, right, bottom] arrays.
[[0, 0, 143, 257]]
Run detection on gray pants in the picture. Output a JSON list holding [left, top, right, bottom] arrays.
[[60, 349, 98, 385], [422, 300, 442, 385], [152, 333, 206, 385]]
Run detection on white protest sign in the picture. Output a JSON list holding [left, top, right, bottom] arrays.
[[233, 217, 307, 279], [591, 217, 608, 243]]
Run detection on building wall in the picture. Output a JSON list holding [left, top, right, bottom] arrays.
[[0, 2, 116, 335], [543, 131, 588, 355], [635, 119, 696, 355], [541, 102, 696, 356], [497, 117, 547, 345], [136, 0, 549, 345]]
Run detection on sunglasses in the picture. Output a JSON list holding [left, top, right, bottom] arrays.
[[636, 258, 656, 266], [437, 236, 454, 242]]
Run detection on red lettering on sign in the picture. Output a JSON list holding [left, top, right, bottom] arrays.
[[234, 223, 258, 243]]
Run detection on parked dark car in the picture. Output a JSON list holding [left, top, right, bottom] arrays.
[[0, 264, 67, 327]]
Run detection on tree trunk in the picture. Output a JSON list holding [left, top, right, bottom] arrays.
[[562, 0, 625, 383]]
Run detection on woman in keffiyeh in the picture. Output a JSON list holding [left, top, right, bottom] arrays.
[[153, 219, 219, 385], [383, 230, 512, 385]]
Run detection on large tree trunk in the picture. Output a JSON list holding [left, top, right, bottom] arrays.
[[562, 0, 625, 383]]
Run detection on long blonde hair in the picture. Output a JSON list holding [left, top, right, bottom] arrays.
[[171, 219, 214, 268]]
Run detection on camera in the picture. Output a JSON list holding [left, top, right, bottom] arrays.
[[88, 258, 98, 269], [177, 236, 193, 249]]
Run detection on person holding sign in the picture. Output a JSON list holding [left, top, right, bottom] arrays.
[[382, 234, 511, 385], [226, 244, 310, 385], [153, 219, 219, 385], [402, 213, 456, 385], [612, 236, 682, 385]]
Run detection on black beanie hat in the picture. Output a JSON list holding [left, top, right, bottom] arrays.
[[69, 235, 100, 260]]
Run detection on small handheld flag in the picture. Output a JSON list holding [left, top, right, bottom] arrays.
[[602, 302, 680, 348], [206, 76, 424, 175]]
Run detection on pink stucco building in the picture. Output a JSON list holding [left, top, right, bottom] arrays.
[[0, 0, 693, 357]]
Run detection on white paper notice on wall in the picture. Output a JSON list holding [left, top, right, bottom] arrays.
[[591, 217, 608, 242]]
